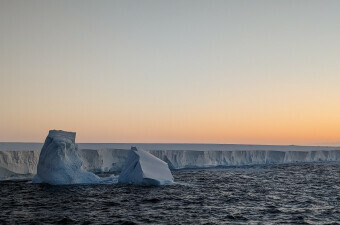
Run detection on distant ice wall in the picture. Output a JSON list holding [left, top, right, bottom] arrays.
[[149, 150, 340, 169], [0, 148, 339, 180], [79, 149, 129, 173], [0, 150, 40, 180]]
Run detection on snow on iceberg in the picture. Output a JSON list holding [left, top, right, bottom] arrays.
[[118, 147, 174, 186], [0, 150, 40, 180], [1, 143, 340, 181], [33, 130, 101, 185]]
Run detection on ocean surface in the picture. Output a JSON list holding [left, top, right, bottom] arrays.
[[0, 162, 339, 225]]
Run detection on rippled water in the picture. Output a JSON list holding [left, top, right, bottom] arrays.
[[0, 163, 339, 225]]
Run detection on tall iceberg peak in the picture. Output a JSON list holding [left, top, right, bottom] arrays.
[[118, 147, 174, 186], [47, 130, 76, 142], [33, 130, 101, 185]]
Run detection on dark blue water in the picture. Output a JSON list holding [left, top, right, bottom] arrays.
[[0, 163, 339, 225]]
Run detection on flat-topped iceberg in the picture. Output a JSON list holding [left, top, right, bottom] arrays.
[[33, 130, 101, 185], [1, 143, 340, 181], [118, 147, 174, 185]]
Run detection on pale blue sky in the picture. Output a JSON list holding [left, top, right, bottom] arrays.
[[1, 0, 340, 143]]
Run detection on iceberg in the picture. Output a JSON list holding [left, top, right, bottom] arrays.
[[118, 147, 174, 185], [1, 143, 340, 181], [0, 150, 40, 180], [33, 130, 101, 185]]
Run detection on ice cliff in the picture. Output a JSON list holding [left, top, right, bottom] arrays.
[[118, 147, 173, 185], [1, 144, 339, 181], [0, 150, 40, 180], [79, 148, 340, 172], [32, 130, 101, 185]]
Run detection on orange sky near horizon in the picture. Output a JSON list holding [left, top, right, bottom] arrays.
[[2, 87, 340, 145], [1, 1, 340, 145]]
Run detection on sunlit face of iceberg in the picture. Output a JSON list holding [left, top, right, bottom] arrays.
[[118, 147, 174, 186], [33, 130, 101, 185]]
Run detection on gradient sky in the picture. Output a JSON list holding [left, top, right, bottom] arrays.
[[1, 0, 340, 144]]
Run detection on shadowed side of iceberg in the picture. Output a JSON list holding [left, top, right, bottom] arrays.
[[118, 147, 174, 185]]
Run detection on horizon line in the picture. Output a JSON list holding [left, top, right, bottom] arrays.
[[1, 141, 340, 147]]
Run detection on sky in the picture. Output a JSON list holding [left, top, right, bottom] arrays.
[[1, 0, 340, 144]]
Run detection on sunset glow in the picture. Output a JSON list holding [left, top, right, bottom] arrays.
[[1, 0, 340, 144]]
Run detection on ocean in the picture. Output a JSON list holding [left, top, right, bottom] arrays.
[[0, 162, 339, 224]]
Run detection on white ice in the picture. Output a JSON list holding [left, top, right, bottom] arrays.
[[118, 147, 174, 185], [32, 130, 102, 185], [1, 143, 340, 181]]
